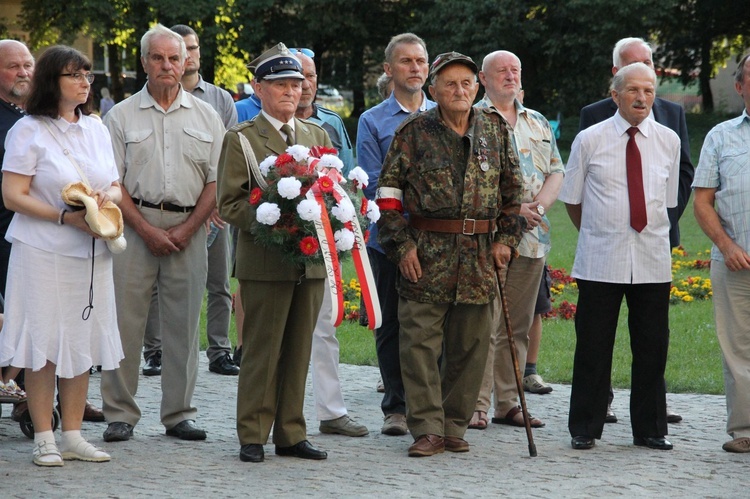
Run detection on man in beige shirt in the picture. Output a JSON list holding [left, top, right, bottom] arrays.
[[101, 24, 225, 443]]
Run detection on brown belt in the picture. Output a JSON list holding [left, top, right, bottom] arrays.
[[409, 214, 495, 235]]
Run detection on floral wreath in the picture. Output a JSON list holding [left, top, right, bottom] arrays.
[[249, 145, 382, 329]]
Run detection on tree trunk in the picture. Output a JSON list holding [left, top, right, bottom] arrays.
[[350, 42, 365, 118], [107, 44, 124, 102], [700, 38, 714, 113]]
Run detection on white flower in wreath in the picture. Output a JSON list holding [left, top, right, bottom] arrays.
[[297, 198, 322, 221], [286, 144, 310, 162], [256, 202, 281, 225], [347, 166, 369, 188], [366, 200, 381, 223], [334, 228, 355, 251], [277, 177, 302, 199], [259, 155, 277, 176], [318, 154, 344, 171], [331, 198, 356, 223]]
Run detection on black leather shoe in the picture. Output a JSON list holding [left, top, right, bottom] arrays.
[[633, 436, 673, 450], [209, 353, 240, 375], [142, 351, 162, 376], [666, 407, 683, 424], [275, 440, 327, 460], [233, 345, 242, 366], [103, 422, 134, 442], [571, 436, 595, 450], [240, 444, 264, 462], [166, 420, 207, 440], [605, 404, 617, 423]]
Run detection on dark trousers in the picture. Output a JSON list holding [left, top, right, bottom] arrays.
[[368, 248, 406, 416], [568, 279, 670, 439]]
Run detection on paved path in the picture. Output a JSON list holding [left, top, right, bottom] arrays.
[[0, 357, 745, 498]]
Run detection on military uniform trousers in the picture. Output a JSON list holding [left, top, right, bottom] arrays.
[[102, 206, 207, 429], [236, 277, 324, 446], [398, 297, 492, 439]]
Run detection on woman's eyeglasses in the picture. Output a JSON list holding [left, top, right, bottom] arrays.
[[289, 48, 315, 58], [61, 72, 95, 84]]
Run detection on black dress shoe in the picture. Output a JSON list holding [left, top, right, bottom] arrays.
[[633, 436, 673, 450], [103, 422, 134, 442], [240, 444, 264, 462], [571, 436, 595, 450], [605, 404, 617, 423], [275, 440, 327, 460], [233, 345, 242, 366], [142, 351, 162, 376], [166, 420, 207, 440], [209, 353, 240, 375]]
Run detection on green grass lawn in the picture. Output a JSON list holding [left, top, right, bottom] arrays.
[[202, 111, 733, 395]]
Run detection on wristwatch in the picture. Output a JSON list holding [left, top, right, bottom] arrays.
[[536, 205, 545, 216]]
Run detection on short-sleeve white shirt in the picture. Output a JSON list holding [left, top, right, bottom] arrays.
[[2, 114, 119, 258], [558, 112, 680, 283]]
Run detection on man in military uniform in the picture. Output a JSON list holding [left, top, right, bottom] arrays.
[[376, 52, 525, 457], [216, 43, 333, 463]]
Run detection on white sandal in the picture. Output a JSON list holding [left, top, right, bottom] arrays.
[[33, 441, 64, 467], [60, 439, 111, 462]]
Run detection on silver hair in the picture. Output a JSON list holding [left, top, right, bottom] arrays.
[[612, 37, 652, 68], [376, 72, 392, 100], [141, 23, 187, 62], [735, 54, 750, 84], [481, 50, 521, 73], [611, 62, 656, 93], [384, 33, 428, 65]]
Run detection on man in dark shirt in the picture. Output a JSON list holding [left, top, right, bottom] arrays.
[[0, 40, 34, 300]]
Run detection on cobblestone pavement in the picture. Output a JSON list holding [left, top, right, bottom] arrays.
[[0, 356, 746, 498]]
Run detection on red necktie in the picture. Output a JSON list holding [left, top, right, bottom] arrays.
[[626, 127, 647, 232]]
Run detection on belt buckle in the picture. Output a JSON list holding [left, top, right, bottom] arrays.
[[462, 218, 476, 235]]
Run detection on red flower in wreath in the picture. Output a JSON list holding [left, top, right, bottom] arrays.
[[300, 236, 320, 256], [249, 187, 263, 205], [317, 176, 334, 193]]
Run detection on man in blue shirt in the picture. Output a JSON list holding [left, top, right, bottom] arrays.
[[236, 92, 261, 123], [693, 53, 750, 454], [357, 33, 436, 436], [293, 51, 366, 438]]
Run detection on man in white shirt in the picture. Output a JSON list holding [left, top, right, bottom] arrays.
[[559, 62, 680, 451]]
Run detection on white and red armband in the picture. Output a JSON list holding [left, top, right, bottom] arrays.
[[375, 187, 404, 213]]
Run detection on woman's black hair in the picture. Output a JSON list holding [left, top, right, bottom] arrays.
[[25, 45, 93, 118]]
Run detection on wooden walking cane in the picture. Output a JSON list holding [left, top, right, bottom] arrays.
[[496, 259, 538, 457]]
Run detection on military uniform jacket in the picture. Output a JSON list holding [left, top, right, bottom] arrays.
[[377, 107, 525, 305], [216, 113, 332, 281]]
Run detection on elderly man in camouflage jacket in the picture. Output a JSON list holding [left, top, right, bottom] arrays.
[[376, 52, 525, 458]]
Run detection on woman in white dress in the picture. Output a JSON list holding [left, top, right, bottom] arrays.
[[0, 46, 124, 467]]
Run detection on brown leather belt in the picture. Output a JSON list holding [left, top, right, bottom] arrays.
[[132, 197, 194, 213], [410, 214, 495, 235]]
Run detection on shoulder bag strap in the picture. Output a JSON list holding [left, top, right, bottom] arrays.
[[40, 118, 93, 189]]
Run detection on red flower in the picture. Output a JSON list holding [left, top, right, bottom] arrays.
[[275, 153, 295, 166], [249, 187, 263, 205], [317, 176, 334, 193], [300, 236, 320, 256], [309, 146, 338, 158], [360, 197, 369, 215], [364, 229, 370, 243]]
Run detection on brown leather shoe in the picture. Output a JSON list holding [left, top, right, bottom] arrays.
[[408, 434, 444, 457], [83, 401, 105, 422], [444, 436, 469, 452]]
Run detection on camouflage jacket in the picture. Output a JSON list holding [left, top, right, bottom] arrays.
[[376, 106, 525, 304]]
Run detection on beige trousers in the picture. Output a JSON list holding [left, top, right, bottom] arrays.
[[102, 208, 207, 429]]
